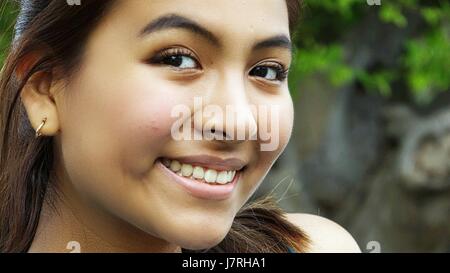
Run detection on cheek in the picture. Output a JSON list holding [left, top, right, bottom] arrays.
[[114, 94, 175, 174], [279, 97, 294, 148], [117, 95, 174, 148], [102, 77, 189, 175], [60, 66, 188, 180], [240, 95, 293, 195], [257, 94, 294, 155]]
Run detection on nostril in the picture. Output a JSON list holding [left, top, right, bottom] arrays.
[[209, 127, 229, 140]]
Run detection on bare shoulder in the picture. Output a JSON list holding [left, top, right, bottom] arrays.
[[285, 213, 361, 253]]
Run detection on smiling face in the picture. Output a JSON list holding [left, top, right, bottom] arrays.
[[52, 0, 294, 250]]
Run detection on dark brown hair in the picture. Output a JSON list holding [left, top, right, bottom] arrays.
[[0, 0, 308, 253]]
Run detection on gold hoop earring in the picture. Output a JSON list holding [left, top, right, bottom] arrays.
[[35, 117, 47, 138]]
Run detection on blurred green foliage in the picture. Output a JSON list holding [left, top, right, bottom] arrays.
[[0, 1, 17, 69], [0, 1, 449, 105], [289, 0, 450, 105]]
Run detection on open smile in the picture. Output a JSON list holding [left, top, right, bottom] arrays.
[[157, 155, 247, 200]]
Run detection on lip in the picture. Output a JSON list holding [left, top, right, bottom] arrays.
[[156, 159, 241, 201], [168, 155, 247, 171]]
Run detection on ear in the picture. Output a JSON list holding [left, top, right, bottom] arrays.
[[19, 54, 61, 137]]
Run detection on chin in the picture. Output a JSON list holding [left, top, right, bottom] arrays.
[[170, 222, 232, 251]]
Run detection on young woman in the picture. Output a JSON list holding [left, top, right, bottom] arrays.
[[0, 0, 361, 253]]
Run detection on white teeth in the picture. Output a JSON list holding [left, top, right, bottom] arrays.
[[216, 171, 228, 184], [204, 169, 218, 183], [170, 160, 181, 172], [228, 170, 236, 181], [181, 164, 193, 177], [161, 158, 239, 184], [192, 166, 205, 180]]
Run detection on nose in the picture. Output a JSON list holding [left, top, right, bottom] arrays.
[[193, 70, 258, 144]]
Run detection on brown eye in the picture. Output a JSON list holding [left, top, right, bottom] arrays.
[[250, 63, 288, 82], [160, 55, 197, 69], [148, 48, 201, 70]]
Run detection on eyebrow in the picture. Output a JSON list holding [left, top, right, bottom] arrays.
[[139, 13, 292, 54], [139, 13, 220, 46], [253, 35, 292, 53]]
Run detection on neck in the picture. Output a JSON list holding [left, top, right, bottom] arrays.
[[28, 179, 181, 253]]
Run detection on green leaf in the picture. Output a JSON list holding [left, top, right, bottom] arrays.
[[379, 4, 408, 27]]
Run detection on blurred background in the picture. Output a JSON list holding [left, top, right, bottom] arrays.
[[1, 0, 449, 252]]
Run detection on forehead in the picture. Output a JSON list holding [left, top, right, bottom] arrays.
[[107, 0, 290, 41]]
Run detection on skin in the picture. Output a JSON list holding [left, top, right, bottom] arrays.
[[20, 0, 360, 252]]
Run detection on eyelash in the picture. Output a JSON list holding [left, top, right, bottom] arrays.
[[148, 47, 201, 69], [253, 62, 289, 82], [147, 47, 289, 82]]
